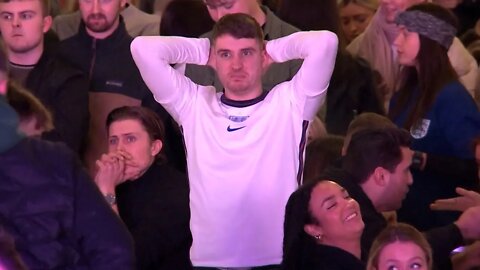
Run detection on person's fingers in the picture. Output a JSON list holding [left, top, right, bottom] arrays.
[[96, 159, 106, 170], [110, 151, 126, 161], [118, 158, 125, 171], [430, 198, 464, 211], [457, 187, 480, 201], [456, 187, 474, 197], [118, 150, 133, 160]]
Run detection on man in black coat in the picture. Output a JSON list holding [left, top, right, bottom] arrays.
[[0, 0, 88, 154], [321, 127, 480, 269], [0, 45, 135, 269]]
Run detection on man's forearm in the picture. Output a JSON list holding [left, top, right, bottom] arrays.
[[266, 31, 338, 94], [131, 36, 209, 105]]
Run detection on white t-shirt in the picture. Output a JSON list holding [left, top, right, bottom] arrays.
[[131, 31, 338, 267]]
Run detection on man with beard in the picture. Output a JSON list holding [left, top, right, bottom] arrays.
[[321, 126, 480, 269], [51, 0, 160, 41], [0, 0, 88, 153], [57, 0, 184, 175]]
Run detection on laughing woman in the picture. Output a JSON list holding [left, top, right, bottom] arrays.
[[282, 180, 365, 270], [388, 3, 480, 230], [94, 106, 192, 270]]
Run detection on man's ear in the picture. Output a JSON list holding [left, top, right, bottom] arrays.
[[373, 167, 390, 187], [304, 223, 323, 239], [150, 139, 163, 157], [42, 15, 52, 33], [207, 45, 217, 71], [262, 48, 272, 75]]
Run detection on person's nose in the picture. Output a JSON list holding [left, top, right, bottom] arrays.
[[12, 15, 20, 28], [231, 55, 243, 70], [92, 0, 101, 14], [393, 33, 402, 48], [407, 171, 413, 185], [116, 140, 126, 152], [348, 23, 359, 39]]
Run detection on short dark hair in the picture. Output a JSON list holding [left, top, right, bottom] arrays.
[[343, 128, 411, 184], [106, 106, 167, 163], [0, 0, 50, 16], [212, 13, 264, 46], [343, 113, 396, 151], [160, 0, 214, 38], [304, 135, 344, 183]]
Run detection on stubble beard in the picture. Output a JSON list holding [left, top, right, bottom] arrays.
[[7, 37, 42, 55], [85, 13, 115, 33]]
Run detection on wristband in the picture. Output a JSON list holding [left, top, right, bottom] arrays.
[[104, 193, 117, 206]]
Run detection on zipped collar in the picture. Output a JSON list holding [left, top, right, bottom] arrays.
[[77, 16, 131, 50]]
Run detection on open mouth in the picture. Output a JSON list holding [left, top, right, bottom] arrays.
[[344, 212, 358, 222]]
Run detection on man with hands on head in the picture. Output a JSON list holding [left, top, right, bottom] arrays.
[[131, 13, 338, 269]]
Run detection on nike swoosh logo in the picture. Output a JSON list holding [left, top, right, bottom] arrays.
[[227, 125, 246, 132]]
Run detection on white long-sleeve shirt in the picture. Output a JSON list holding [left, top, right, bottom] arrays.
[[131, 31, 338, 267]]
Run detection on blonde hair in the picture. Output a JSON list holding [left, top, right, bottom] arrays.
[[338, 0, 379, 11], [367, 223, 432, 270]]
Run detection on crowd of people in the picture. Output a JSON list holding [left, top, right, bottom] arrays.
[[1, 0, 480, 269]]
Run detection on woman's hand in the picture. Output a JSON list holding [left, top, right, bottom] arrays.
[[114, 150, 145, 181], [94, 152, 126, 194]]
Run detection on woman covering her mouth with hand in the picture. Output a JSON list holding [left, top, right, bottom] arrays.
[[94, 106, 192, 270]]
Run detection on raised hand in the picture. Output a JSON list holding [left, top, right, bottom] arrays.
[[431, 187, 480, 212], [94, 152, 127, 193]]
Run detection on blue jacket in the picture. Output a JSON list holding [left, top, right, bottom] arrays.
[[391, 81, 480, 230], [0, 138, 135, 269]]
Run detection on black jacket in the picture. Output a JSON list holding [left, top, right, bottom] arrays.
[[325, 53, 385, 135], [116, 163, 192, 270], [25, 49, 89, 154], [58, 18, 186, 172], [283, 240, 364, 270], [0, 138, 135, 269]]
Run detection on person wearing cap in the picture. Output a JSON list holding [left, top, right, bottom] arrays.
[[388, 2, 480, 230]]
